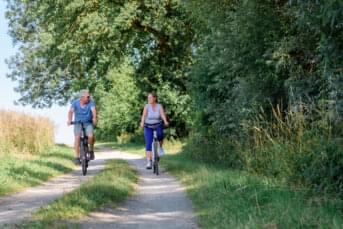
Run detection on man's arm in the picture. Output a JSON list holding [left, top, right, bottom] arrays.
[[67, 108, 74, 126], [91, 107, 97, 126]]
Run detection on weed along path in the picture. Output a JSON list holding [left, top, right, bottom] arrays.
[[79, 150, 199, 229], [0, 148, 198, 228]]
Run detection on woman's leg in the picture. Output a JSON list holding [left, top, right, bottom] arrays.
[[144, 127, 153, 161], [157, 125, 164, 148]]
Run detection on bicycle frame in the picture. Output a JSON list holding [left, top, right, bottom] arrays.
[[79, 123, 89, 159], [72, 121, 91, 175], [144, 123, 163, 175], [151, 128, 160, 175], [152, 130, 159, 158]]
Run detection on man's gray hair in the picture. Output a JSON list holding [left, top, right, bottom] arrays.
[[79, 89, 90, 97]]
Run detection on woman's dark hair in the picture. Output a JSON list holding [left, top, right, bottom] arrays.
[[148, 91, 158, 102]]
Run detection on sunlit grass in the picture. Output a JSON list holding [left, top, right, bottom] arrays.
[[96, 139, 184, 156], [0, 145, 75, 196], [22, 160, 138, 229], [0, 111, 73, 197], [162, 152, 343, 228]]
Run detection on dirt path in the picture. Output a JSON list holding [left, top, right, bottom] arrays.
[[0, 148, 198, 229], [80, 151, 199, 229]]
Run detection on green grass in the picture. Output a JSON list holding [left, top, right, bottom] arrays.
[[96, 141, 146, 155], [0, 145, 75, 196], [21, 159, 138, 229], [96, 139, 183, 156], [161, 152, 343, 229]]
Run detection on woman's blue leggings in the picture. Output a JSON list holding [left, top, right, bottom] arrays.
[[144, 125, 164, 151]]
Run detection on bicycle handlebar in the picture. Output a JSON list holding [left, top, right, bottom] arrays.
[[71, 121, 93, 125], [144, 123, 169, 129]]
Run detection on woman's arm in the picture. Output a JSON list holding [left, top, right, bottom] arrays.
[[160, 105, 169, 126], [140, 106, 148, 128]]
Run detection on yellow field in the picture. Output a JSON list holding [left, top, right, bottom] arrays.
[[0, 110, 54, 154]]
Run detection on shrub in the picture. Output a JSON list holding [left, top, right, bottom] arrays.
[[295, 137, 343, 196]]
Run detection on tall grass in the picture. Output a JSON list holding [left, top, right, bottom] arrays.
[[186, 102, 343, 196], [245, 103, 343, 195], [162, 152, 343, 229], [0, 110, 54, 154]]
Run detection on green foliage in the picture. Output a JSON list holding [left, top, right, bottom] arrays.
[[189, 0, 343, 135], [186, 0, 343, 195], [184, 131, 243, 169], [296, 137, 343, 196], [95, 59, 141, 139]]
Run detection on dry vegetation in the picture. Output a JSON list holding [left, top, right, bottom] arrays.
[[0, 110, 54, 155]]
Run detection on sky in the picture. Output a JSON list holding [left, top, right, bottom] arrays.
[[0, 1, 74, 145]]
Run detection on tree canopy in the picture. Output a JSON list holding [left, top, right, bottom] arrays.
[[6, 0, 194, 135]]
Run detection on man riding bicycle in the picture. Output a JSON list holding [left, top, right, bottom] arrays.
[[67, 89, 97, 165]]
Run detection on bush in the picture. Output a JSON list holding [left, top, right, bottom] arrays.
[[185, 131, 243, 169], [295, 137, 343, 196], [244, 142, 295, 180]]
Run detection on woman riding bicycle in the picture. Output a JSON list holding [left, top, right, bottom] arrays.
[[140, 92, 169, 169]]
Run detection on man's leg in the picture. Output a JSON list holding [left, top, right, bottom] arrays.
[[73, 124, 81, 164], [88, 134, 95, 160], [74, 135, 81, 164], [86, 124, 95, 160], [88, 135, 94, 151]]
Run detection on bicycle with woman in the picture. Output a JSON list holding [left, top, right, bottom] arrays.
[[140, 92, 169, 170]]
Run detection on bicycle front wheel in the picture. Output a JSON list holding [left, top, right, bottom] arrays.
[[153, 141, 159, 175], [82, 159, 87, 175], [80, 142, 87, 176], [155, 161, 159, 175]]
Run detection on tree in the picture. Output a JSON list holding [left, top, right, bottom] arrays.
[[95, 58, 140, 139], [186, 0, 343, 164], [5, 0, 194, 136]]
